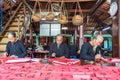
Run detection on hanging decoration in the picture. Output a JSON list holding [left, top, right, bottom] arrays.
[[57, 1, 68, 24], [72, 2, 83, 26], [31, 0, 42, 22], [45, 0, 55, 21], [52, 3, 60, 12]]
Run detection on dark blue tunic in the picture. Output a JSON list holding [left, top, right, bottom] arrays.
[[49, 43, 69, 58], [80, 42, 95, 61], [6, 40, 27, 58]]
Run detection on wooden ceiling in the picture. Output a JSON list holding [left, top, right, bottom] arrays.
[[30, 0, 97, 2], [2, 0, 112, 35], [2, 0, 20, 11]]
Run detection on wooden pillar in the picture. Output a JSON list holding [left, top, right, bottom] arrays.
[[112, 1, 120, 57], [79, 25, 84, 49], [29, 25, 33, 41], [74, 30, 77, 45]]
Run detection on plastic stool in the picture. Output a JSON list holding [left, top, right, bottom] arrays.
[[70, 56, 77, 59]]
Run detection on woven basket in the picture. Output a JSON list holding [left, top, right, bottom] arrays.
[[57, 1, 68, 24], [58, 13, 68, 24], [31, 1, 42, 22], [72, 15, 83, 26], [45, 12, 54, 21], [32, 13, 42, 22], [72, 2, 83, 26], [45, 1, 55, 21]]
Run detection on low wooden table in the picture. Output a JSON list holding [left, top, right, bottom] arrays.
[[27, 50, 49, 58]]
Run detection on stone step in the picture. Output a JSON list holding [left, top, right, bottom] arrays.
[[12, 19, 24, 22], [8, 25, 22, 27], [0, 38, 9, 44], [14, 18, 24, 21], [7, 27, 19, 31], [0, 43, 7, 45], [11, 22, 23, 25], [5, 30, 18, 32], [0, 44, 6, 52], [18, 11, 29, 14], [0, 36, 7, 38]]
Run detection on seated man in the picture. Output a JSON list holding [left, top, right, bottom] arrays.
[[5, 31, 27, 58], [49, 34, 69, 58], [36, 43, 44, 51], [80, 35, 104, 62], [43, 43, 49, 51]]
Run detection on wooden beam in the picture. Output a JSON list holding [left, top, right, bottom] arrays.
[[38, 9, 90, 12], [89, 0, 106, 15], [98, 9, 109, 14], [42, 9, 90, 12], [69, 9, 89, 12], [84, 0, 106, 23], [30, 0, 97, 2], [92, 15, 107, 26], [102, 15, 110, 21], [103, 17, 112, 25]]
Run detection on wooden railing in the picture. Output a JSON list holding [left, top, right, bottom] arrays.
[[0, 2, 22, 36]]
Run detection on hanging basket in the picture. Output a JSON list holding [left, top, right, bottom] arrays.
[[31, 1, 42, 22], [72, 15, 83, 26], [57, 1, 68, 24], [72, 2, 83, 26], [45, 1, 55, 21], [45, 12, 55, 21], [32, 13, 42, 22], [58, 13, 68, 24]]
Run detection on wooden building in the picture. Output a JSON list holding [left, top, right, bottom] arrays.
[[0, 0, 119, 57]]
